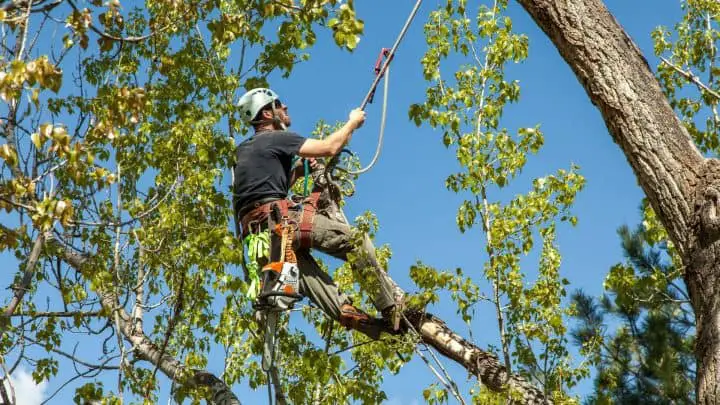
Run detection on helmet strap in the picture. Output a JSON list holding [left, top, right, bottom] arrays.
[[270, 104, 287, 130]]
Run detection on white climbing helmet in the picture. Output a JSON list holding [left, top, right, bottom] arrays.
[[237, 88, 280, 123]]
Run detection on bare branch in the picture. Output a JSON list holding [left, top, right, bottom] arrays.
[[65, 0, 161, 43], [40, 354, 116, 405], [660, 56, 720, 101], [31, 159, 67, 184], [12, 310, 100, 318], [1, 233, 46, 334], [22, 335, 119, 370], [48, 238, 242, 405]]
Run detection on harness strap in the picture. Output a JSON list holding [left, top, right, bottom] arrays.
[[298, 191, 321, 249]]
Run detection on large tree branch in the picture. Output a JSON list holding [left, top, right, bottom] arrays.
[[515, 0, 705, 257], [396, 311, 549, 404], [48, 237, 241, 405]]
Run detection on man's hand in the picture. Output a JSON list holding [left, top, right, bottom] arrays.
[[298, 109, 366, 158], [307, 157, 320, 170], [349, 108, 366, 129]]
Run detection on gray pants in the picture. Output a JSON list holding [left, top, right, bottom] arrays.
[[269, 208, 403, 336]]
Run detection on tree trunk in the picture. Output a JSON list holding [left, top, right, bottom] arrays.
[[515, 0, 720, 402]]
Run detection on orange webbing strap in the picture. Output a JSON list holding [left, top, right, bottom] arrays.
[[272, 220, 297, 265], [284, 222, 297, 264], [298, 192, 321, 249]]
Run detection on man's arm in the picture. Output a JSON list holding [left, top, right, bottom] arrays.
[[298, 108, 366, 158]]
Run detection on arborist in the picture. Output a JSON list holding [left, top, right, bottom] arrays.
[[233, 88, 405, 338]]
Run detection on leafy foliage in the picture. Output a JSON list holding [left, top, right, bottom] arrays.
[[653, 0, 720, 155], [409, 0, 586, 401]]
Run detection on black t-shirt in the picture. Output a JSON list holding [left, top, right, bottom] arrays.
[[233, 130, 307, 213]]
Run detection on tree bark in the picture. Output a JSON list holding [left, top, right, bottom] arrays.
[[515, 0, 720, 403]]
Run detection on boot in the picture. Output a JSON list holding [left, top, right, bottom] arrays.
[[381, 294, 406, 332], [338, 303, 376, 330]]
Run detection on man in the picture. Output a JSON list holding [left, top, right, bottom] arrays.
[[233, 88, 404, 338]]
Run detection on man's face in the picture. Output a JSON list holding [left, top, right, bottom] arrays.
[[262, 99, 291, 128]]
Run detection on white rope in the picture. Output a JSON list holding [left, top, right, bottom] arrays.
[[343, 63, 390, 175]]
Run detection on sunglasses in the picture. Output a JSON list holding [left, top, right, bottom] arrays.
[[273, 99, 288, 110], [261, 100, 287, 115]]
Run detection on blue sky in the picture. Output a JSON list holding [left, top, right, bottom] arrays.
[[4, 0, 687, 404]]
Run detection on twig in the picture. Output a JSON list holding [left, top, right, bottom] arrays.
[[136, 293, 174, 310], [329, 338, 381, 356], [31, 160, 67, 183], [402, 313, 467, 405], [146, 271, 186, 398], [69, 178, 179, 227], [272, 0, 301, 12], [660, 56, 720, 101], [12, 310, 101, 318], [22, 335, 119, 370], [40, 354, 116, 405]]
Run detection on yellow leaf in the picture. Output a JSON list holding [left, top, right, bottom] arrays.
[[0, 144, 17, 167], [31, 132, 42, 149], [40, 123, 52, 138], [30, 88, 39, 107]]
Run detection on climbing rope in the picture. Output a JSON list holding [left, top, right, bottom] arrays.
[[337, 62, 390, 176], [331, 0, 423, 176]]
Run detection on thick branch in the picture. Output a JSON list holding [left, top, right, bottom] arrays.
[[515, 0, 705, 257], [402, 311, 549, 404], [48, 238, 241, 405]]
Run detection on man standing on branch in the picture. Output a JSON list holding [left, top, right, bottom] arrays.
[[233, 88, 405, 337]]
